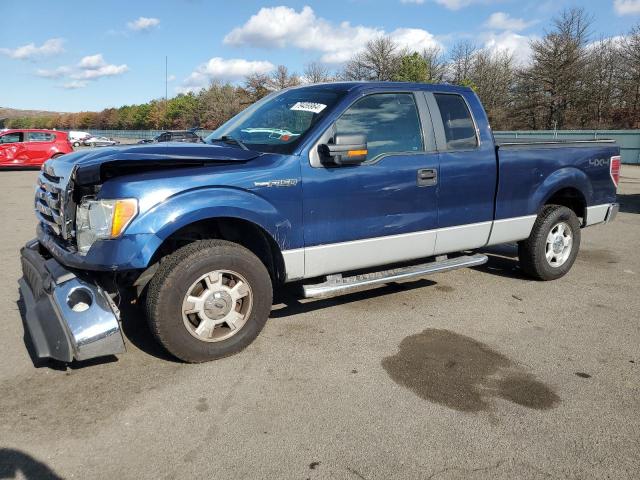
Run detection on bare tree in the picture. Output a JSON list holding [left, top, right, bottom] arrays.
[[618, 25, 640, 128], [303, 62, 333, 83], [243, 73, 271, 101], [529, 7, 593, 129], [341, 36, 402, 81], [470, 50, 515, 129], [268, 65, 301, 91], [580, 37, 619, 128], [448, 40, 477, 84], [421, 46, 446, 83]]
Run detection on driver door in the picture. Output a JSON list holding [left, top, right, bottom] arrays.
[[300, 91, 440, 278]]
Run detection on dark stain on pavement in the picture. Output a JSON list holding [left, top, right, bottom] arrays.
[[435, 285, 454, 293], [309, 461, 320, 470], [196, 397, 209, 412], [575, 372, 592, 379], [381, 329, 560, 412], [578, 248, 619, 265]]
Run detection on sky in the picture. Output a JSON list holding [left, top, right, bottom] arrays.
[[1, 0, 640, 112]]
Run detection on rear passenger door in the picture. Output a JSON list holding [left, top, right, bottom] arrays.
[[301, 91, 440, 278], [425, 92, 497, 255]]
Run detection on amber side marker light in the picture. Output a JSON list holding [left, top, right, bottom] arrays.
[[347, 149, 368, 157], [110, 199, 138, 237]]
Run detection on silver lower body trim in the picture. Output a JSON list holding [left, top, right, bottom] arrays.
[[282, 215, 541, 281], [486, 215, 537, 246], [586, 203, 617, 226]]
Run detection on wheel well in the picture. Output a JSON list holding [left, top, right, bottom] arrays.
[[544, 188, 586, 222], [149, 218, 286, 285]]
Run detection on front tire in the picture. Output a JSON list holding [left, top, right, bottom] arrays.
[[518, 205, 581, 281], [145, 240, 273, 362]]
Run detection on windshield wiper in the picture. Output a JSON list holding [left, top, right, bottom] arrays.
[[210, 135, 249, 151]]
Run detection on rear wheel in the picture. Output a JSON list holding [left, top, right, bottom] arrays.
[[145, 240, 272, 362], [518, 205, 581, 281]]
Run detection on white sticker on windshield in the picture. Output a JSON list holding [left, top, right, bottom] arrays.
[[290, 102, 327, 114]]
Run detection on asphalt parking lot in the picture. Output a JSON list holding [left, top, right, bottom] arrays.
[[1, 166, 639, 480]]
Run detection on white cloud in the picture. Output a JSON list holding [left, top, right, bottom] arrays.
[[400, 0, 425, 3], [0, 38, 64, 60], [434, 0, 480, 10], [485, 12, 535, 31], [614, 0, 640, 15], [36, 66, 72, 78], [167, 74, 176, 82], [482, 31, 536, 64], [127, 16, 160, 31], [78, 53, 106, 69], [390, 28, 441, 51], [71, 54, 129, 79], [180, 57, 275, 92], [224, 6, 442, 64], [60, 80, 88, 89], [38, 54, 128, 83]]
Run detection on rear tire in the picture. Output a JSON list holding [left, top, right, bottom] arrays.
[[145, 240, 272, 363], [518, 205, 581, 281]]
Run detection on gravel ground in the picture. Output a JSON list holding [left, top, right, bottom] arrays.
[[0, 165, 638, 480]]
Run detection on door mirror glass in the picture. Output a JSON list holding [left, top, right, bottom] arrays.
[[318, 134, 368, 165]]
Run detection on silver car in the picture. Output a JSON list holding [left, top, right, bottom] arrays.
[[84, 136, 119, 147]]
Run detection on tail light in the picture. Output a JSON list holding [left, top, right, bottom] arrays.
[[610, 155, 621, 188]]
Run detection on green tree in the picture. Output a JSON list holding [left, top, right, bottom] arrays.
[[393, 52, 429, 82]]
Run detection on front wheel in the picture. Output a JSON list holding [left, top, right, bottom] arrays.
[[145, 240, 272, 362], [518, 205, 581, 281]]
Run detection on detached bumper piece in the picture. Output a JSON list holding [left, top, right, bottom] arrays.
[[19, 240, 125, 362]]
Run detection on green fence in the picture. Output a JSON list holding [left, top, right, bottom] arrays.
[[495, 130, 640, 165]]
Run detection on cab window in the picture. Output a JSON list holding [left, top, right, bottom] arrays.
[[433, 93, 478, 150], [334, 93, 423, 161]]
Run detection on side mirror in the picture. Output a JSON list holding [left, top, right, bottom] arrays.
[[318, 134, 367, 166]]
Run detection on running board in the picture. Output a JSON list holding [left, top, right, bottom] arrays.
[[302, 254, 488, 299]]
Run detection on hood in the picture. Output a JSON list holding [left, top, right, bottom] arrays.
[[46, 142, 260, 186]]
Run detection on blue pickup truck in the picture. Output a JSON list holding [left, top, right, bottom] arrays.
[[20, 82, 620, 363]]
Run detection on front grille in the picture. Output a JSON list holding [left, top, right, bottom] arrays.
[[35, 174, 69, 239]]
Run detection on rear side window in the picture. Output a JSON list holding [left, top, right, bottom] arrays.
[[434, 93, 478, 150], [0, 132, 24, 143], [335, 93, 423, 160], [27, 132, 55, 142]]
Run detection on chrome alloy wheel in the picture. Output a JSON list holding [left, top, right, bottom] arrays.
[[181, 270, 253, 342], [545, 222, 573, 268]]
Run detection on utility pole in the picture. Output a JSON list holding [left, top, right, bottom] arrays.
[[163, 55, 168, 130]]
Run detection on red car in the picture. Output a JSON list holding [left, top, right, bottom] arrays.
[[0, 129, 73, 168]]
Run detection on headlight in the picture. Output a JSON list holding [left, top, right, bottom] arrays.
[[76, 198, 138, 254]]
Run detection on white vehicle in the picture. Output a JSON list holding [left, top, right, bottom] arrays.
[[68, 131, 91, 147]]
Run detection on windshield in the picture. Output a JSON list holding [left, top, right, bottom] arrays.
[[205, 87, 346, 154]]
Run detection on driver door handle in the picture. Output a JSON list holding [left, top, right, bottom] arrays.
[[417, 168, 438, 187]]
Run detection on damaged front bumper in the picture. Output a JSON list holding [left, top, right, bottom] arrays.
[[19, 239, 125, 362]]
